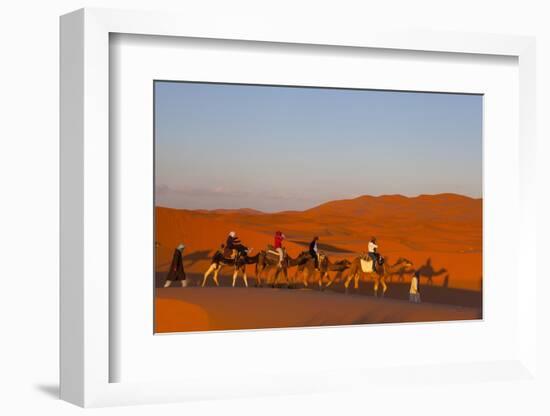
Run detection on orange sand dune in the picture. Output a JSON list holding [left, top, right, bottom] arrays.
[[156, 193, 482, 290], [155, 287, 480, 333], [155, 298, 210, 332]]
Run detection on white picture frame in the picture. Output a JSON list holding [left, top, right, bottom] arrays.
[[60, 7, 538, 408]]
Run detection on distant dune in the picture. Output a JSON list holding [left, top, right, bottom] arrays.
[[156, 193, 482, 290], [194, 208, 265, 215]]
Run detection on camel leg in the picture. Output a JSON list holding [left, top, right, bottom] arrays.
[[256, 265, 264, 286], [320, 271, 329, 289], [274, 267, 287, 287], [254, 263, 260, 287], [374, 276, 379, 297], [354, 273, 360, 290], [243, 271, 248, 288], [319, 272, 326, 290], [276, 268, 283, 286], [325, 271, 339, 289], [381, 277, 387, 297], [344, 273, 352, 289], [263, 267, 269, 285], [213, 267, 220, 287], [275, 267, 286, 287], [275, 268, 283, 287], [272, 268, 279, 287], [202, 264, 216, 287], [255, 267, 262, 287], [284, 268, 291, 288], [286, 268, 293, 288], [270, 268, 277, 286], [265, 268, 272, 286], [311, 269, 317, 288], [294, 266, 302, 287], [293, 267, 301, 285], [232, 269, 238, 287]]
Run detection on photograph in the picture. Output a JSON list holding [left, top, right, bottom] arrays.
[[153, 81, 483, 333]]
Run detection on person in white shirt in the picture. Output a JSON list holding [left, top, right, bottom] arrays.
[[367, 237, 380, 271], [409, 269, 421, 303]]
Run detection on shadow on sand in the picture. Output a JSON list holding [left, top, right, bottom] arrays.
[[156, 269, 482, 309], [156, 249, 212, 271]]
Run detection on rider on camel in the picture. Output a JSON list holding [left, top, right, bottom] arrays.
[[368, 236, 380, 272], [226, 231, 249, 258], [309, 236, 320, 271], [274, 231, 285, 267]]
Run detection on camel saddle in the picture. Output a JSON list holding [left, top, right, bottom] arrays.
[[266, 244, 284, 261], [359, 254, 384, 273], [360, 258, 375, 273]]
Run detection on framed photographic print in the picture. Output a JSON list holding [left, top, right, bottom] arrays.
[[60, 8, 538, 408]]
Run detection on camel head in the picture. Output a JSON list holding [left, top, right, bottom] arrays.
[[330, 258, 352, 271], [395, 257, 414, 268]]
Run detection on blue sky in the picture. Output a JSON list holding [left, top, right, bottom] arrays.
[[155, 81, 482, 212]]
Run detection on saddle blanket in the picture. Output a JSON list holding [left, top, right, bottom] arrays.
[[360, 258, 374, 273]]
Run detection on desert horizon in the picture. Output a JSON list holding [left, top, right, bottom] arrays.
[[156, 191, 482, 214]]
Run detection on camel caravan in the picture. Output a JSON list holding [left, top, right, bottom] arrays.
[[195, 231, 415, 298]]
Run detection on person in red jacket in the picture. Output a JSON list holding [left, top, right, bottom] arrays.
[[274, 231, 285, 267]]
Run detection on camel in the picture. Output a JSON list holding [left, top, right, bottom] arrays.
[[201, 249, 260, 288], [289, 251, 323, 287], [256, 247, 300, 288], [231, 252, 260, 287], [201, 250, 230, 287], [344, 256, 413, 297], [417, 258, 447, 285], [387, 262, 415, 283], [320, 258, 353, 289], [293, 253, 351, 289]]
